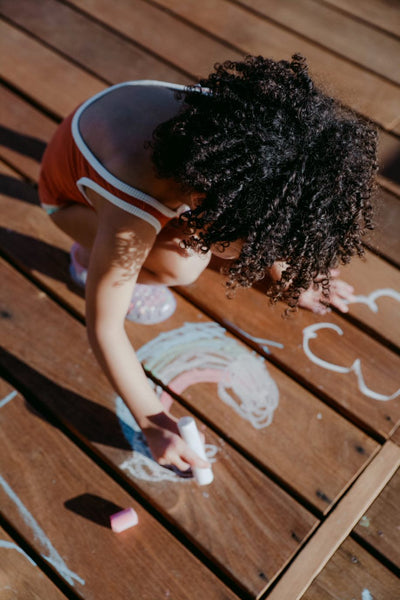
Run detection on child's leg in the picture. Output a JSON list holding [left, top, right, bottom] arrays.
[[49, 204, 210, 286], [50, 204, 97, 268]]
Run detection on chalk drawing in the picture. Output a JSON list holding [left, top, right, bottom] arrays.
[[136, 322, 279, 429], [345, 288, 400, 313], [223, 320, 284, 354], [303, 323, 400, 401], [0, 390, 17, 409], [0, 475, 84, 587], [0, 540, 37, 565], [116, 396, 218, 483], [361, 590, 373, 600], [358, 515, 370, 528]]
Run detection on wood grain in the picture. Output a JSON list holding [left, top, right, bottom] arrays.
[[0, 523, 66, 600], [0, 19, 104, 116], [0, 85, 57, 182], [266, 441, 400, 600], [367, 187, 400, 269], [178, 268, 400, 438], [66, 0, 244, 76], [0, 182, 381, 515], [0, 256, 320, 597], [321, 0, 400, 38], [0, 380, 238, 600], [1, 0, 189, 86], [300, 535, 400, 600], [241, 0, 400, 84], [353, 467, 400, 570], [339, 249, 400, 351], [392, 426, 400, 447], [151, 0, 400, 128]]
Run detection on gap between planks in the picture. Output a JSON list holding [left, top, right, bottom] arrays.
[[265, 440, 400, 600]]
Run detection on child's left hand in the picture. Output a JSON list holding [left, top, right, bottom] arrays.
[[298, 268, 355, 315]]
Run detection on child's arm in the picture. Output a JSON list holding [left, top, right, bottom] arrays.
[[85, 200, 209, 473]]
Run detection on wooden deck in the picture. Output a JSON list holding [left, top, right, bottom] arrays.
[[1, 1, 399, 598]]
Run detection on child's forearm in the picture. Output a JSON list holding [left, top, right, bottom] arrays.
[[87, 324, 164, 427]]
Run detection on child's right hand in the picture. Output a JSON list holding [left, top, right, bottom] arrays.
[[141, 412, 210, 474]]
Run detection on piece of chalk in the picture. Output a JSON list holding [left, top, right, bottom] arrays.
[[110, 508, 139, 533], [178, 416, 214, 486]]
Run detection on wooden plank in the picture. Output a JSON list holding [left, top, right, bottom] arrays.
[[0, 522, 67, 599], [266, 441, 400, 600], [1, 0, 189, 85], [321, 0, 400, 38], [0, 258, 320, 598], [366, 187, 400, 269], [392, 426, 400, 447], [339, 250, 400, 352], [177, 268, 400, 438], [353, 467, 400, 570], [240, 0, 400, 85], [0, 85, 57, 182], [300, 536, 400, 600], [0, 181, 381, 516], [0, 19, 104, 116], [149, 0, 400, 129], [65, 0, 243, 76], [378, 129, 400, 198], [0, 380, 239, 600]]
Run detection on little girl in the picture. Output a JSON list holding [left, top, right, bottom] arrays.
[[38, 55, 377, 474]]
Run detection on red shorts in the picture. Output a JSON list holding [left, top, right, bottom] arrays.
[[38, 81, 187, 233]]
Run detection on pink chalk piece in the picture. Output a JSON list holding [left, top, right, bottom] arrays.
[[110, 508, 139, 533]]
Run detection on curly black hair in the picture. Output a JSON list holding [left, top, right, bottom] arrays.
[[150, 54, 378, 308]]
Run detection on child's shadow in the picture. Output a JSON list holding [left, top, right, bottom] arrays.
[[0, 125, 47, 162], [1, 347, 132, 453], [0, 173, 83, 293]]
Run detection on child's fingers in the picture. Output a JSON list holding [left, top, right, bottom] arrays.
[[330, 295, 349, 313], [181, 447, 210, 470], [331, 279, 354, 298]]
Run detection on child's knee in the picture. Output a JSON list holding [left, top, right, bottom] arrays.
[[155, 252, 211, 286]]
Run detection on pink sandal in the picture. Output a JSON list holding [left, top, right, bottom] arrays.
[[69, 243, 176, 324]]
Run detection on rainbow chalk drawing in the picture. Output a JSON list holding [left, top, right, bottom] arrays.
[[136, 322, 280, 428], [345, 288, 400, 313], [0, 475, 85, 587], [302, 323, 400, 401], [117, 322, 279, 482]]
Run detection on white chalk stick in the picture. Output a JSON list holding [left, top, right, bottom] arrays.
[[110, 507, 139, 533], [178, 416, 214, 486]]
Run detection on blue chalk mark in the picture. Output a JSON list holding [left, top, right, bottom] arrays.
[[0, 390, 18, 409], [362, 590, 373, 600], [0, 540, 37, 565], [115, 396, 153, 459], [223, 320, 284, 354], [0, 475, 85, 586]]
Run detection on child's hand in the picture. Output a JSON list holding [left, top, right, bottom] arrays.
[[141, 412, 210, 475], [298, 268, 355, 315]]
